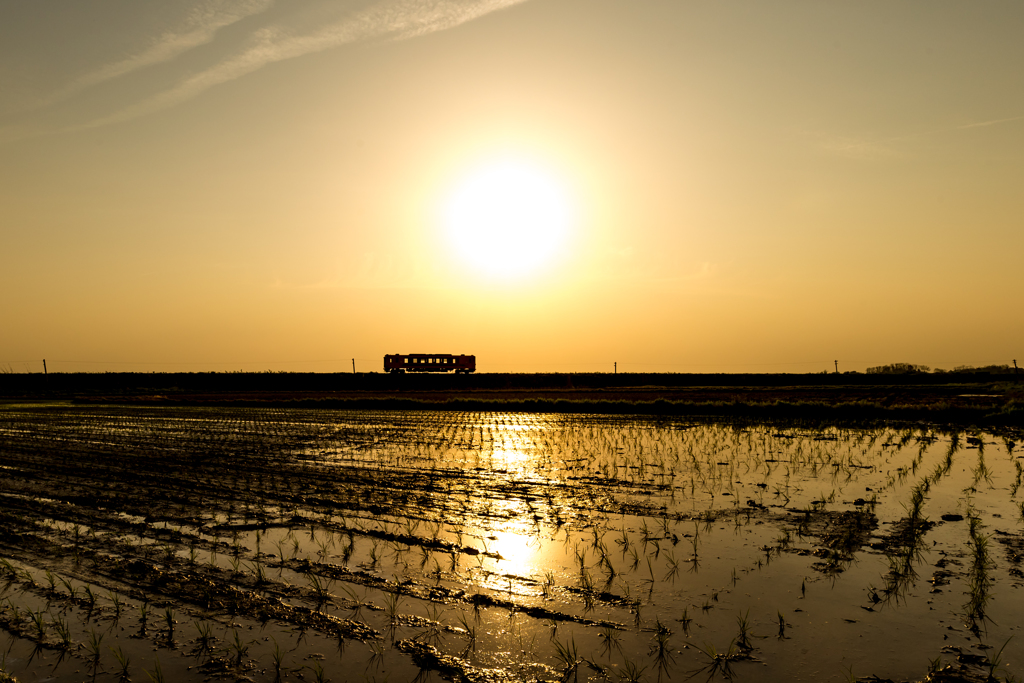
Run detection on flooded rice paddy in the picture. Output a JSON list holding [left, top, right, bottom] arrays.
[[1, 403, 1023, 682]]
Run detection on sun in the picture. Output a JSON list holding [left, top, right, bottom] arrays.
[[441, 160, 574, 280]]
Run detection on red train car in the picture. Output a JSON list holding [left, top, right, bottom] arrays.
[[384, 353, 476, 374]]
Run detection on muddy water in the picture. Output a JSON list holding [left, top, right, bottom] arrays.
[[1, 404, 1022, 682]]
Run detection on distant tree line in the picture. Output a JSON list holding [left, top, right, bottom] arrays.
[[866, 363, 931, 374], [866, 362, 1017, 375]]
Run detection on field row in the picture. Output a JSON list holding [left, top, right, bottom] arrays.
[[1, 405, 1023, 682]]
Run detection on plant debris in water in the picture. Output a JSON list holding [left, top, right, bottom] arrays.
[[1, 404, 1022, 682]]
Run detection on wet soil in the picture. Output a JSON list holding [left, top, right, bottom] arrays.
[[70, 382, 1024, 428], [1, 405, 1023, 682]]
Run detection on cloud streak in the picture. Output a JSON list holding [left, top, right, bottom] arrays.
[[817, 135, 898, 161], [956, 114, 1024, 130], [813, 113, 1024, 161], [21, 0, 273, 114], [76, 0, 275, 91], [56, 0, 528, 132]]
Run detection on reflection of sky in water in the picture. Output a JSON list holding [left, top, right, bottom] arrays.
[[480, 417, 545, 468], [8, 407, 1024, 681], [489, 446, 529, 469], [489, 529, 539, 577], [298, 412, 562, 472]]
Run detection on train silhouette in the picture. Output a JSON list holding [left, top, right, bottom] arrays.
[[384, 354, 476, 374]]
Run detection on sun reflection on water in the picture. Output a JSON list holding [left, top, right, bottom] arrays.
[[489, 447, 529, 468], [490, 529, 539, 577]]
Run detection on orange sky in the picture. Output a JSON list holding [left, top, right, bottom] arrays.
[[2, 1, 1022, 374]]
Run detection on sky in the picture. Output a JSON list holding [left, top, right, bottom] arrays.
[[1, 0, 1022, 375]]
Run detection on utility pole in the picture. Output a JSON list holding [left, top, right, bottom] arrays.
[[834, 360, 838, 374], [614, 362, 617, 374], [352, 358, 356, 374], [43, 359, 47, 375], [1014, 359, 1019, 376]]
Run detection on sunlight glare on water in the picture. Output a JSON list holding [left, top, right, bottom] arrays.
[[2, 405, 1024, 682], [490, 529, 540, 577]]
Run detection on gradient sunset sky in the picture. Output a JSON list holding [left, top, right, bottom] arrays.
[[2, 1, 1022, 374]]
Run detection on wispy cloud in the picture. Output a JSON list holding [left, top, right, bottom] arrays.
[[22, 0, 273, 113], [813, 114, 1024, 160], [817, 135, 898, 161], [8, 0, 527, 138], [78, 1, 274, 91], [955, 114, 1024, 130]]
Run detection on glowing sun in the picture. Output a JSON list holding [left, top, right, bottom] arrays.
[[442, 160, 573, 279]]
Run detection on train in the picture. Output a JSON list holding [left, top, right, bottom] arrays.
[[384, 353, 476, 374]]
